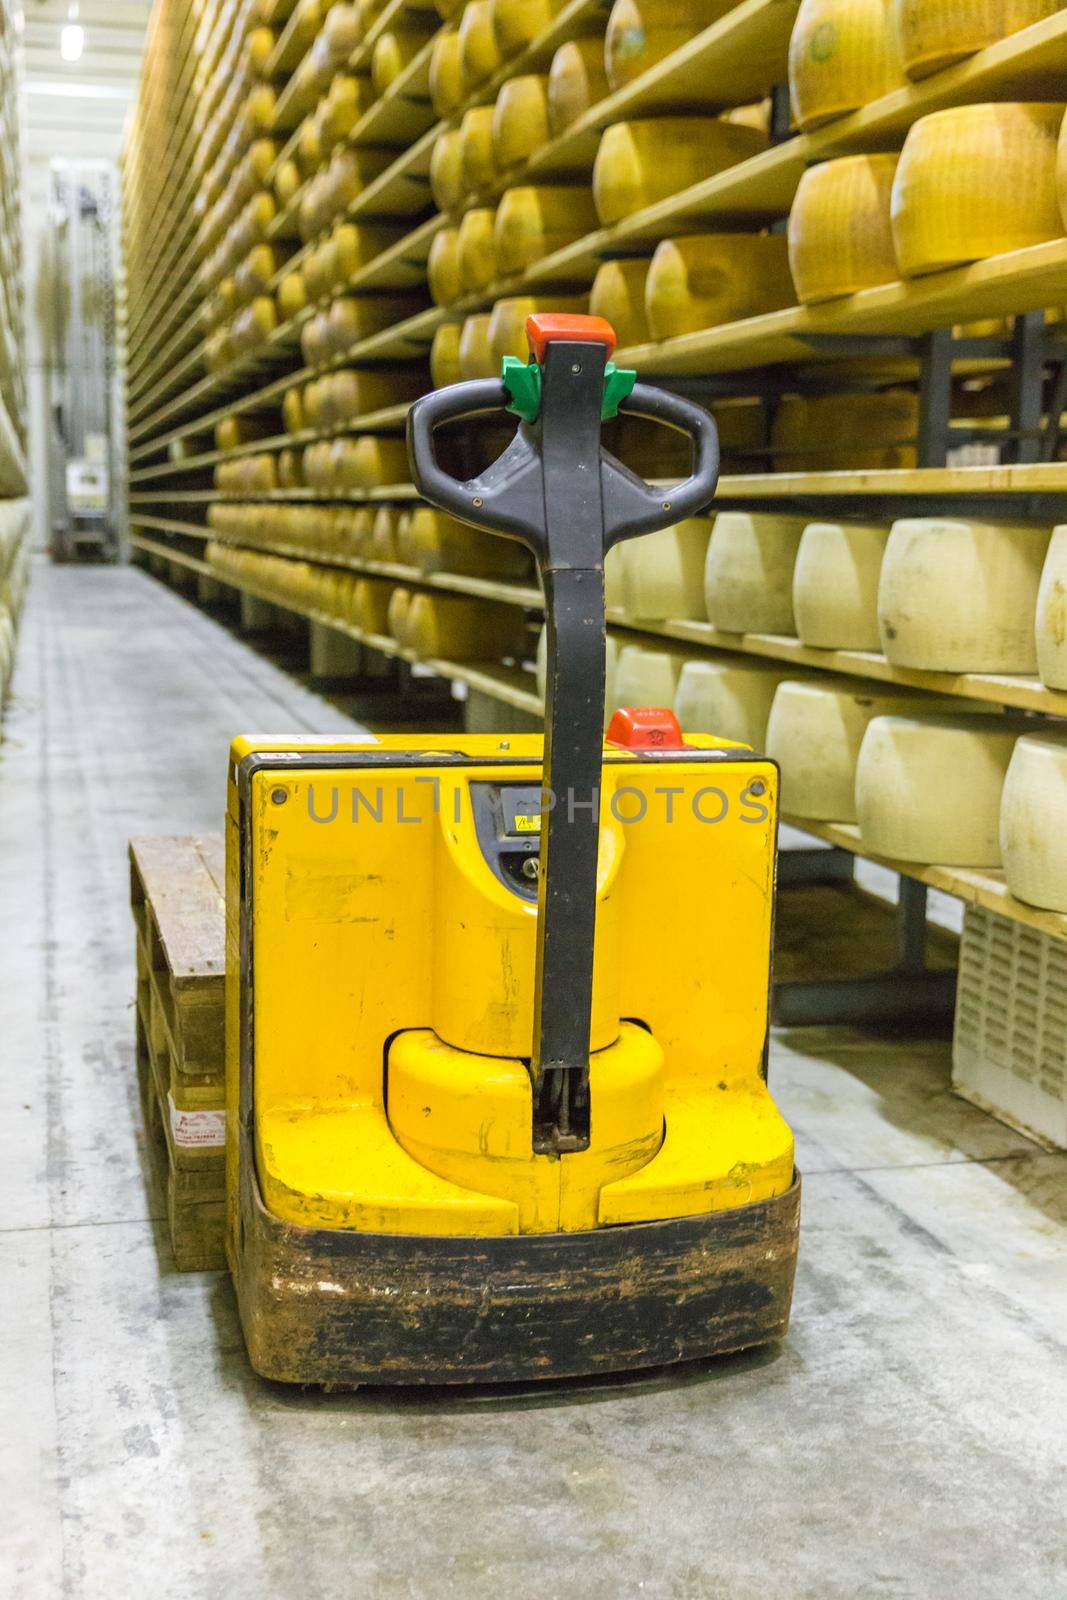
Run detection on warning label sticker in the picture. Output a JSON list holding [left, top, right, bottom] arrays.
[[168, 1096, 226, 1148]]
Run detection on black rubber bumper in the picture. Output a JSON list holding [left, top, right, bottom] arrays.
[[231, 1161, 801, 1386]]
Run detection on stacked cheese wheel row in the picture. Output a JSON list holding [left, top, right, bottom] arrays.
[[206, 536, 531, 663], [788, 102, 1067, 304], [613, 504, 1067, 687], [0, 501, 31, 711], [789, 0, 1062, 131]]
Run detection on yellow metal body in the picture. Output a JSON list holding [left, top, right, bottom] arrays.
[[225, 733, 793, 1247]]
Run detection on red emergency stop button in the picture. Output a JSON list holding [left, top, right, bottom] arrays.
[[525, 313, 617, 363], [606, 707, 686, 750]]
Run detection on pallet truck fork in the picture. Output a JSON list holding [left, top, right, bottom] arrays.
[[225, 314, 800, 1384]]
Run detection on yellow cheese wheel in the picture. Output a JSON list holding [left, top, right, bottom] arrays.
[[605, 0, 736, 91], [301, 313, 331, 366], [297, 119, 325, 174], [320, 75, 371, 148], [492, 75, 551, 172], [793, 521, 890, 649], [430, 31, 466, 117], [493, 185, 601, 274], [459, 106, 498, 197], [788, 0, 905, 130], [771, 391, 918, 471], [589, 259, 652, 347], [371, 27, 430, 96], [856, 712, 1028, 862], [877, 517, 1051, 671], [369, 506, 399, 561], [458, 314, 497, 378], [248, 26, 276, 75], [547, 39, 609, 137], [896, 0, 1062, 80], [645, 233, 794, 340], [999, 732, 1067, 910], [274, 159, 302, 209], [674, 658, 794, 748], [277, 271, 308, 319], [331, 221, 398, 283], [431, 322, 463, 387], [282, 387, 305, 433], [326, 439, 361, 490], [788, 154, 900, 303], [612, 643, 689, 710], [1036, 524, 1067, 688], [346, 435, 411, 488], [593, 119, 767, 224], [430, 128, 465, 212], [236, 245, 277, 301], [768, 678, 955, 820], [487, 294, 589, 364], [892, 104, 1065, 277], [355, 577, 394, 633], [325, 295, 400, 352], [399, 507, 532, 577], [215, 415, 274, 451], [428, 227, 463, 306], [619, 518, 712, 620], [458, 208, 499, 292], [386, 586, 413, 644], [492, 0, 558, 57], [704, 512, 810, 633], [405, 593, 528, 660], [458, 0, 503, 90]]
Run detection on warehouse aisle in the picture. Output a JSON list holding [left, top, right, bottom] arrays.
[[4, 564, 1067, 1600]]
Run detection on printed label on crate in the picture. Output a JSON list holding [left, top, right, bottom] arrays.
[[168, 1094, 226, 1148]]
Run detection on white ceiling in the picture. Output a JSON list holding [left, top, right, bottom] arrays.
[[20, 0, 151, 204]]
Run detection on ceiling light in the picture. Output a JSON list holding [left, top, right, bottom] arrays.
[[60, 3, 83, 62]]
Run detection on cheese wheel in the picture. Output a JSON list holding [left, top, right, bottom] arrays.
[[548, 39, 609, 136], [895, 0, 1062, 80], [593, 119, 767, 224], [325, 295, 408, 352], [428, 227, 463, 305], [275, 159, 302, 209], [332, 222, 401, 283], [301, 313, 331, 366], [277, 272, 308, 320], [619, 518, 712, 620], [282, 387, 305, 433], [878, 518, 1050, 672], [355, 577, 394, 633], [788, 0, 905, 130], [589, 259, 652, 347], [458, 1, 503, 90], [1036, 524, 1067, 688], [788, 155, 900, 303], [704, 512, 809, 634], [892, 104, 1065, 278], [493, 186, 601, 274], [405, 593, 528, 660], [605, 0, 736, 91], [346, 436, 411, 488], [458, 208, 499, 292], [371, 27, 431, 95], [645, 233, 794, 340], [458, 314, 497, 378], [399, 506, 532, 577], [459, 106, 498, 197], [492, 0, 557, 57], [344, 507, 377, 555], [429, 29, 466, 117], [856, 712, 1028, 863], [386, 586, 413, 644], [768, 678, 956, 821], [771, 391, 918, 471], [320, 75, 370, 148], [369, 507, 399, 561], [612, 644, 689, 710], [492, 75, 551, 172], [215, 415, 273, 451], [793, 521, 890, 649], [430, 128, 465, 212], [999, 732, 1067, 910], [431, 322, 463, 388], [487, 293, 589, 364], [674, 658, 794, 749]]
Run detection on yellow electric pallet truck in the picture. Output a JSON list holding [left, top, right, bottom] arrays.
[[225, 314, 799, 1384]]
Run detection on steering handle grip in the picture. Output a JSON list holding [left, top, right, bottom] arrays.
[[405, 367, 719, 561]]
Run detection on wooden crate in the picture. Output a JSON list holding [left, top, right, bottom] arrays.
[[130, 835, 227, 1271]]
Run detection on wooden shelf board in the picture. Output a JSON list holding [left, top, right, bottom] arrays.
[[788, 816, 1067, 945]]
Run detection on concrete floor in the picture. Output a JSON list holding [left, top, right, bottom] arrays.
[[3, 562, 1067, 1600]]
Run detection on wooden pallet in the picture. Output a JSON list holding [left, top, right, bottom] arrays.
[[130, 835, 226, 1271]]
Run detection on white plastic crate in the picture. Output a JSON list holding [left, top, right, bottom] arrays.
[[953, 904, 1067, 1150]]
